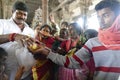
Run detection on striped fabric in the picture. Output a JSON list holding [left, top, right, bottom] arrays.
[[47, 37, 120, 80]]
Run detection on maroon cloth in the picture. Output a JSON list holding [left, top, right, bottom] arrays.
[[32, 36, 55, 80], [60, 39, 71, 52], [60, 39, 78, 52], [42, 37, 55, 48]]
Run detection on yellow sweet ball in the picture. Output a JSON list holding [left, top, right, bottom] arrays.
[[31, 43, 38, 50], [29, 43, 38, 51]]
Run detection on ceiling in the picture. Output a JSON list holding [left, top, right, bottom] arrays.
[[0, 0, 102, 25], [25, 0, 101, 25]]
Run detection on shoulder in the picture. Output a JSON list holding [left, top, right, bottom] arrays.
[[87, 37, 99, 43], [23, 23, 35, 37], [24, 23, 34, 31], [0, 19, 9, 23], [84, 37, 102, 49]]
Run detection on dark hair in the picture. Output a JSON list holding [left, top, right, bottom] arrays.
[[60, 28, 68, 33], [95, 0, 120, 16], [69, 23, 82, 35], [40, 24, 52, 33], [60, 28, 69, 38], [12, 1, 28, 12], [61, 21, 68, 26], [84, 29, 98, 41], [0, 47, 8, 58]]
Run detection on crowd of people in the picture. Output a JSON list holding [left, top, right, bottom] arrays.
[[0, 0, 120, 80]]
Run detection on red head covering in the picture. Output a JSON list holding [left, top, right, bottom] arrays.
[[98, 15, 120, 50]]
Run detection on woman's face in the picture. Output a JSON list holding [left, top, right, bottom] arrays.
[[60, 29, 69, 39], [41, 27, 50, 34], [69, 27, 78, 39], [40, 27, 51, 38]]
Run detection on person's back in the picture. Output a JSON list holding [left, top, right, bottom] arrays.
[[84, 29, 98, 42]]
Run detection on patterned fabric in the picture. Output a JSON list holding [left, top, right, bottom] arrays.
[[32, 60, 53, 80], [58, 67, 76, 80], [32, 37, 55, 80]]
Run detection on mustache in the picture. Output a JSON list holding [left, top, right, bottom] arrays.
[[17, 18, 24, 20]]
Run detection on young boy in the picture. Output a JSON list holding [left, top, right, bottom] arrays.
[[0, 47, 8, 80]]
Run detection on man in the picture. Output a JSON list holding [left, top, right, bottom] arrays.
[[0, 1, 34, 44], [0, 1, 35, 80], [29, 0, 120, 80]]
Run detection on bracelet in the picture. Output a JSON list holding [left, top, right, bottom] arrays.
[[9, 33, 17, 41]]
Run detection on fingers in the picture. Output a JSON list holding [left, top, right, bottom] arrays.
[[25, 38, 34, 46], [17, 66, 25, 76], [18, 66, 25, 72], [15, 66, 25, 80], [20, 38, 33, 47], [15, 34, 34, 42], [17, 36, 35, 47], [20, 39, 25, 47]]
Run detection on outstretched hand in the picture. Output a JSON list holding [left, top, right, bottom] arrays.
[[24, 39, 50, 56], [14, 34, 30, 41], [15, 66, 25, 80], [49, 14, 55, 23], [14, 34, 35, 47], [30, 47, 50, 56]]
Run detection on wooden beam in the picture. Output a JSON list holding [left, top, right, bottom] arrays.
[[0, 0, 3, 18], [42, 0, 48, 24], [50, 0, 69, 14]]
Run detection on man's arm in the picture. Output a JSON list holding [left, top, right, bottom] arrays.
[[27, 40, 92, 69], [0, 34, 10, 44], [0, 33, 34, 45]]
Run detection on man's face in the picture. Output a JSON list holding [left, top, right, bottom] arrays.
[[12, 10, 28, 24], [97, 8, 116, 29]]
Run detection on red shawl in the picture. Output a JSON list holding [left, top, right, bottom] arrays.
[[98, 15, 120, 50]]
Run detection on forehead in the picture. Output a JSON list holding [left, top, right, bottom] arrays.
[[35, 26, 40, 30], [15, 10, 28, 14], [60, 29, 66, 33], [97, 7, 113, 16], [41, 26, 51, 31]]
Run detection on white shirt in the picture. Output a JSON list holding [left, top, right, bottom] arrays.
[[0, 18, 35, 80], [0, 18, 34, 37]]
